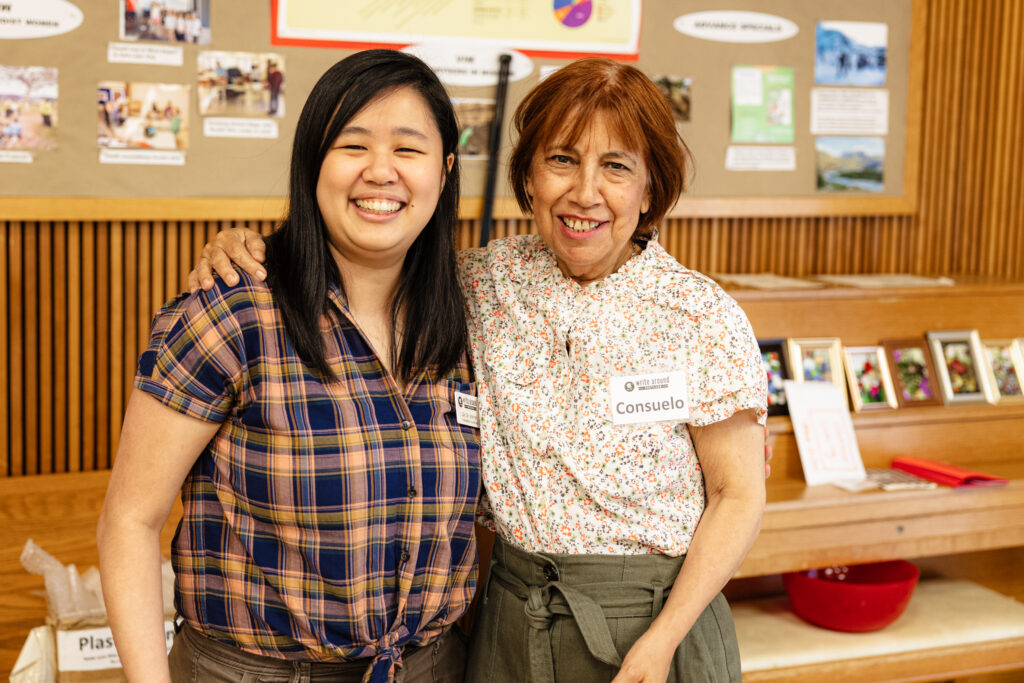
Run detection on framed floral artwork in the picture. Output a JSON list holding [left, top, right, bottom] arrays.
[[786, 337, 846, 394], [982, 339, 1024, 402], [758, 339, 791, 416], [926, 330, 997, 404], [842, 345, 898, 412], [881, 338, 942, 408]]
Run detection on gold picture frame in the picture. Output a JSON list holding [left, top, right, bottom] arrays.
[[982, 339, 1024, 403], [843, 345, 898, 412], [786, 337, 846, 395], [926, 330, 997, 405]]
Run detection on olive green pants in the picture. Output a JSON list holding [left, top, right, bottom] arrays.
[[465, 537, 741, 683]]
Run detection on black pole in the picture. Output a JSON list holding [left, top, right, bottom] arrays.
[[479, 53, 512, 247]]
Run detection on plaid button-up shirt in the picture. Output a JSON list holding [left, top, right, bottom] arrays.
[[135, 273, 480, 682]]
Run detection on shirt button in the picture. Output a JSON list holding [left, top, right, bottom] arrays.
[[407, 487, 417, 498], [400, 550, 411, 563], [401, 420, 412, 430]]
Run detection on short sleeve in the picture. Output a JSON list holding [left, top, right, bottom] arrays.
[[686, 284, 768, 427], [135, 283, 248, 423]]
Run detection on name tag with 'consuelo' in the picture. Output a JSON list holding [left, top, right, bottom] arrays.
[[609, 370, 690, 425]]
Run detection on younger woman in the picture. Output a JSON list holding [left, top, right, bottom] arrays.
[[98, 50, 480, 683]]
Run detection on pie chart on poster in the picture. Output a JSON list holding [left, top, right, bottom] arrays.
[[554, 0, 593, 28]]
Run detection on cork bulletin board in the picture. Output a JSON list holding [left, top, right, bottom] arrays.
[[0, 0, 922, 220]]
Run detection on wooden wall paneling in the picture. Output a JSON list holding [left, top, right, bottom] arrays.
[[23, 224, 37, 476], [95, 226, 110, 470], [1005, 0, 1023, 281], [67, 222, 81, 473], [108, 221, 123, 462], [177, 221, 192, 293], [977, 0, 997, 276], [933, 0, 958, 275], [959, 1, 981, 275], [136, 223, 151, 371], [191, 222, 205, 286], [166, 221, 179, 297], [990, 0, 1014, 279], [151, 221, 165, 322], [54, 224, 67, 474], [0, 223, 7, 476], [38, 223, 53, 474], [123, 222, 137, 419], [82, 223, 96, 472]]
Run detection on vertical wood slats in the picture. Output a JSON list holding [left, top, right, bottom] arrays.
[[1, 0, 1023, 476]]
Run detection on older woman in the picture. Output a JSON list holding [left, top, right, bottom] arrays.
[[192, 57, 766, 683], [98, 50, 478, 683]]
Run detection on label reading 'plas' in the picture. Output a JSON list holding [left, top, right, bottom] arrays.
[[56, 620, 175, 672], [609, 371, 690, 425]]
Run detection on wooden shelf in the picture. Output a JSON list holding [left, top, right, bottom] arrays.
[[735, 579, 1024, 683], [729, 279, 1024, 681], [739, 460, 1024, 577]]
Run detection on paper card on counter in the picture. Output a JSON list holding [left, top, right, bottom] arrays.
[[784, 380, 867, 486]]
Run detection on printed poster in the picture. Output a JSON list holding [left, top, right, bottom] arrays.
[[271, 0, 642, 58], [730, 65, 794, 144]]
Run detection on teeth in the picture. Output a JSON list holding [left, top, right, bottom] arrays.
[[355, 199, 402, 214], [562, 217, 601, 232]]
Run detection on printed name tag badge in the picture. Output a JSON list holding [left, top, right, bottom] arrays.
[[609, 370, 690, 425], [454, 391, 480, 428]]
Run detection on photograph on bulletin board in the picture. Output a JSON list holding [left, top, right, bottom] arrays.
[[198, 52, 287, 118], [98, 81, 189, 151], [0, 66, 58, 152], [815, 20, 888, 87], [121, 0, 211, 45]]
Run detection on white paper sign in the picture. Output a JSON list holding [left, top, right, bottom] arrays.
[[454, 391, 479, 428], [811, 88, 889, 135], [784, 380, 866, 486], [732, 67, 764, 106], [673, 11, 799, 43], [107, 41, 184, 67], [401, 41, 532, 87], [56, 621, 174, 672], [204, 118, 280, 139], [0, 0, 83, 39], [99, 149, 185, 166], [609, 370, 689, 425], [725, 146, 796, 171], [0, 150, 33, 164]]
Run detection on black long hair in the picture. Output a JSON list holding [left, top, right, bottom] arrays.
[[265, 49, 466, 382]]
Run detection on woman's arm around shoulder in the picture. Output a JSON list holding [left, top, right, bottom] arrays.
[[187, 227, 266, 293]]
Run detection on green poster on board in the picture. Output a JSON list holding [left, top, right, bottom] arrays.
[[730, 65, 795, 144]]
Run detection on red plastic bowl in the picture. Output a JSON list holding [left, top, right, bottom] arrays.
[[783, 560, 920, 632]]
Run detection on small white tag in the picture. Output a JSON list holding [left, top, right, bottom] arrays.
[[454, 391, 479, 428], [609, 370, 690, 425]]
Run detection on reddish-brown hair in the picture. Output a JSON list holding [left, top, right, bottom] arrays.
[[508, 58, 691, 239]]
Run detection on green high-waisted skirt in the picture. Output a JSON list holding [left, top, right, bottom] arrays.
[[465, 536, 741, 683]]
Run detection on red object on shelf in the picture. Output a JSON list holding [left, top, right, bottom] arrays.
[[892, 456, 1009, 488], [783, 560, 920, 632]]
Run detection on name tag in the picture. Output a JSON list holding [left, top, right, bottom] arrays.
[[454, 391, 480, 428], [609, 370, 690, 425]]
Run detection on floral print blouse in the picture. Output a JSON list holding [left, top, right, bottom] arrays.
[[457, 234, 767, 556]]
